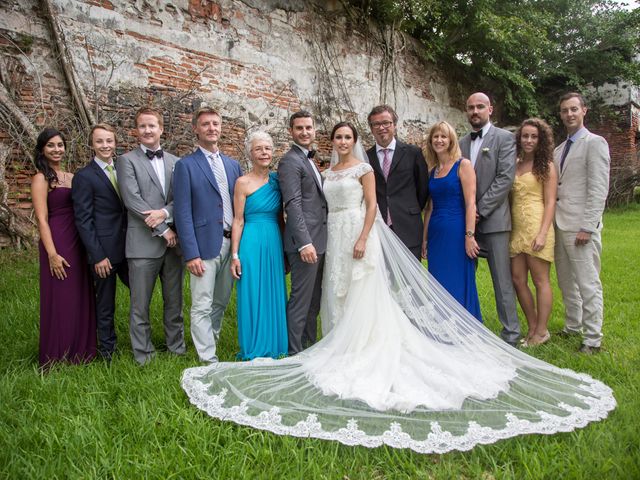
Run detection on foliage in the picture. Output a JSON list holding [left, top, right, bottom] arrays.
[[347, 0, 640, 122], [1, 205, 640, 478]]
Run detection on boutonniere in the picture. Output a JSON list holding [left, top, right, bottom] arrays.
[[482, 147, 490, 153]]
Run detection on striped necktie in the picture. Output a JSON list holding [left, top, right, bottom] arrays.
[[208, 153, 233, 229]]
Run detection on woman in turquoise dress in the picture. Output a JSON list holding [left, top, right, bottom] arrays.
[[230, 131, 288, 359], [422, 121, 482, 320]]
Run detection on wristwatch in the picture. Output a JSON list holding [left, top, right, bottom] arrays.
[[465, 231, 475, 238], [232, 253, 239, 260]]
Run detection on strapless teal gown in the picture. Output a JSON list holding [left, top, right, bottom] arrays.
[[237, 172, 288, 359]]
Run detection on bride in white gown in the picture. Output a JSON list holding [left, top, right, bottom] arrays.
[[181, 122, 615, 453]]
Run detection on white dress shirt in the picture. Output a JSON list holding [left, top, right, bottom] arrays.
[[470, 122, 492, 167]]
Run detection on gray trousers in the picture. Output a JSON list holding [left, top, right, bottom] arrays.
[[286, 251, 324, 355], [189, 239, 234, 363], [554, 228, 604, 347], [128, 249, 185, 364], [476, 231, 520, 343]]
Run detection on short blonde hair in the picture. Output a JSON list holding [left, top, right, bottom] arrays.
[[425, 121, 462, 168], [134, 107, 163, 128], [89, 123, 117, 146]]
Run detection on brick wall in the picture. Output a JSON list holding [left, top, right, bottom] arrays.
[[0, 0, 466, 239]]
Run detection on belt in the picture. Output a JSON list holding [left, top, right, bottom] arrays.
[[223, 229, 232, 239]]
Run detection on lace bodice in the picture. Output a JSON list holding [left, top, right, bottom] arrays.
[[322, 163, 373, 212]]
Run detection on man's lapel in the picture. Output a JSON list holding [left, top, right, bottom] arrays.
[[194, 148, 220, 194], [388, 141, 404, 177], [474, 126, 496, 172], [163, 154, 173, 198], [295, 145, 322, 192], [90, 160, 120, 201], [136, 147, 164, 196]]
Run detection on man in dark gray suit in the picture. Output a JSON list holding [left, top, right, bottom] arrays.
[[278, 111, 327, 355], [117, 107, 185, 364], [459, 92, 519, 346], [365, 105, 429, 260]]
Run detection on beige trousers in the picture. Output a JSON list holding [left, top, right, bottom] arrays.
[[554, 227, 604, 347]]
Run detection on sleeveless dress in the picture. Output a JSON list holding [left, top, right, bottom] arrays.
[[427, 160, 482, 320], [38, 187, 96, 366], [509, 172, 555, 262], [236, 172, 288, 360], [181, 162, 614, 454]]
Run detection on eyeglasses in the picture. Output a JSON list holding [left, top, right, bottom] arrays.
[[370, 121, 394, 129]]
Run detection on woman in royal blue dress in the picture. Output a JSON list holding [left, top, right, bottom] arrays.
[[422, 121, 482, 320], [230, 131, 288, 359]]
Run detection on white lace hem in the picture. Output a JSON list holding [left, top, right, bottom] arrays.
[[181, 365, 616, 454]]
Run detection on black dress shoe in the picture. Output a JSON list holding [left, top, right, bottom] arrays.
[[578, 344, 601, 355]]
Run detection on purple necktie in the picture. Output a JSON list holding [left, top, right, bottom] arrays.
[[382, 148, 391, 179], [382, 149, 392, 225]]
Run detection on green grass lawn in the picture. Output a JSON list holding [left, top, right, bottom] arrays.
[[1, 205, 639, 479]]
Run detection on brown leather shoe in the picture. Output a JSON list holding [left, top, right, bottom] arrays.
[[578, 344, 601, 355]]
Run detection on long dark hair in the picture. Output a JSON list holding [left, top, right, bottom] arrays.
[[515, 118, 554, 183], [34, 128, 66, 187]]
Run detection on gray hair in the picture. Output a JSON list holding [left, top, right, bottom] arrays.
[[245, 131, 274, 157]]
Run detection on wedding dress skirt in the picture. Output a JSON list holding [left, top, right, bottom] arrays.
[[182, 163, 615, 453]]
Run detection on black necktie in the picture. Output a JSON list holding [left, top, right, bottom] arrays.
[[145, 149, 163, 159], [560, 139, 573, 172], [307, 150, 316, 159], [470, 130, 483, 141]]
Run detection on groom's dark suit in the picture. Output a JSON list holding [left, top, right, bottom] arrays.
[[278, 144, 327, 354], [366, 140, 429, 259], [72, 159, 129, 359]]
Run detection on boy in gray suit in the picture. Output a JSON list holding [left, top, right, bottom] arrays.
[[459, 92, 520, 346], [117, 107, 185, 364]]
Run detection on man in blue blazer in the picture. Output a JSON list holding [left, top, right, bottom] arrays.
[[72, 124, 129, 361], [174, 107, 242, 363]]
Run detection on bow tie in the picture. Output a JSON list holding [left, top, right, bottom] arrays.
[[307, 150, 316, 159], [145, 149, 163, 159], [470, 130, 483, 141]]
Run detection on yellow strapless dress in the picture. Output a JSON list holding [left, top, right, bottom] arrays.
[[509, 172, 554, 262]]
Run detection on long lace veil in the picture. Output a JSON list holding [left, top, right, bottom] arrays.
[[181, 136, 615, 454]]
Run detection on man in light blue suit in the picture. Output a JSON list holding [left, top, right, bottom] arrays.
[[174, 107, 242, 363]]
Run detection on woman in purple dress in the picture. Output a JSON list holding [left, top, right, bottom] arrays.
[[31, 128, 96, 366]]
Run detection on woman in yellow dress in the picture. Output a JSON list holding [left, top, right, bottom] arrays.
[[510, 118, 557, 346]]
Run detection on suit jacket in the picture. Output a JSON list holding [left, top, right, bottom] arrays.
[[278, 145, 328, 254], [554, 128, 610, 232], [173, 148, 242, 262], [366, 140, 429, 249], [116, 147, 178, 259], [460, 125, 516, 234], [71, 159, 127, 265]]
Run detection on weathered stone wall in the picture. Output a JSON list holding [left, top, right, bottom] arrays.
[[0, 0, 467, 235]]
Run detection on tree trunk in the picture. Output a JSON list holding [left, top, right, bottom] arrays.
[[41, 0, 95, 129]]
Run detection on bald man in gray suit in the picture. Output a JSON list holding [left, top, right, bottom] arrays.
[[459, 92, 519, 346]]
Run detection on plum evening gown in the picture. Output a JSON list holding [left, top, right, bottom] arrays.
[[427, 160, 482, 320], [38, 187, 96, 366], [236, 172, 288, 359], [181, 162, 615, 454]]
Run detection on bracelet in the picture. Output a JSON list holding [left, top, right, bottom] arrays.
[[232, 253, 239, 260], [465, 230, 475, 238]]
